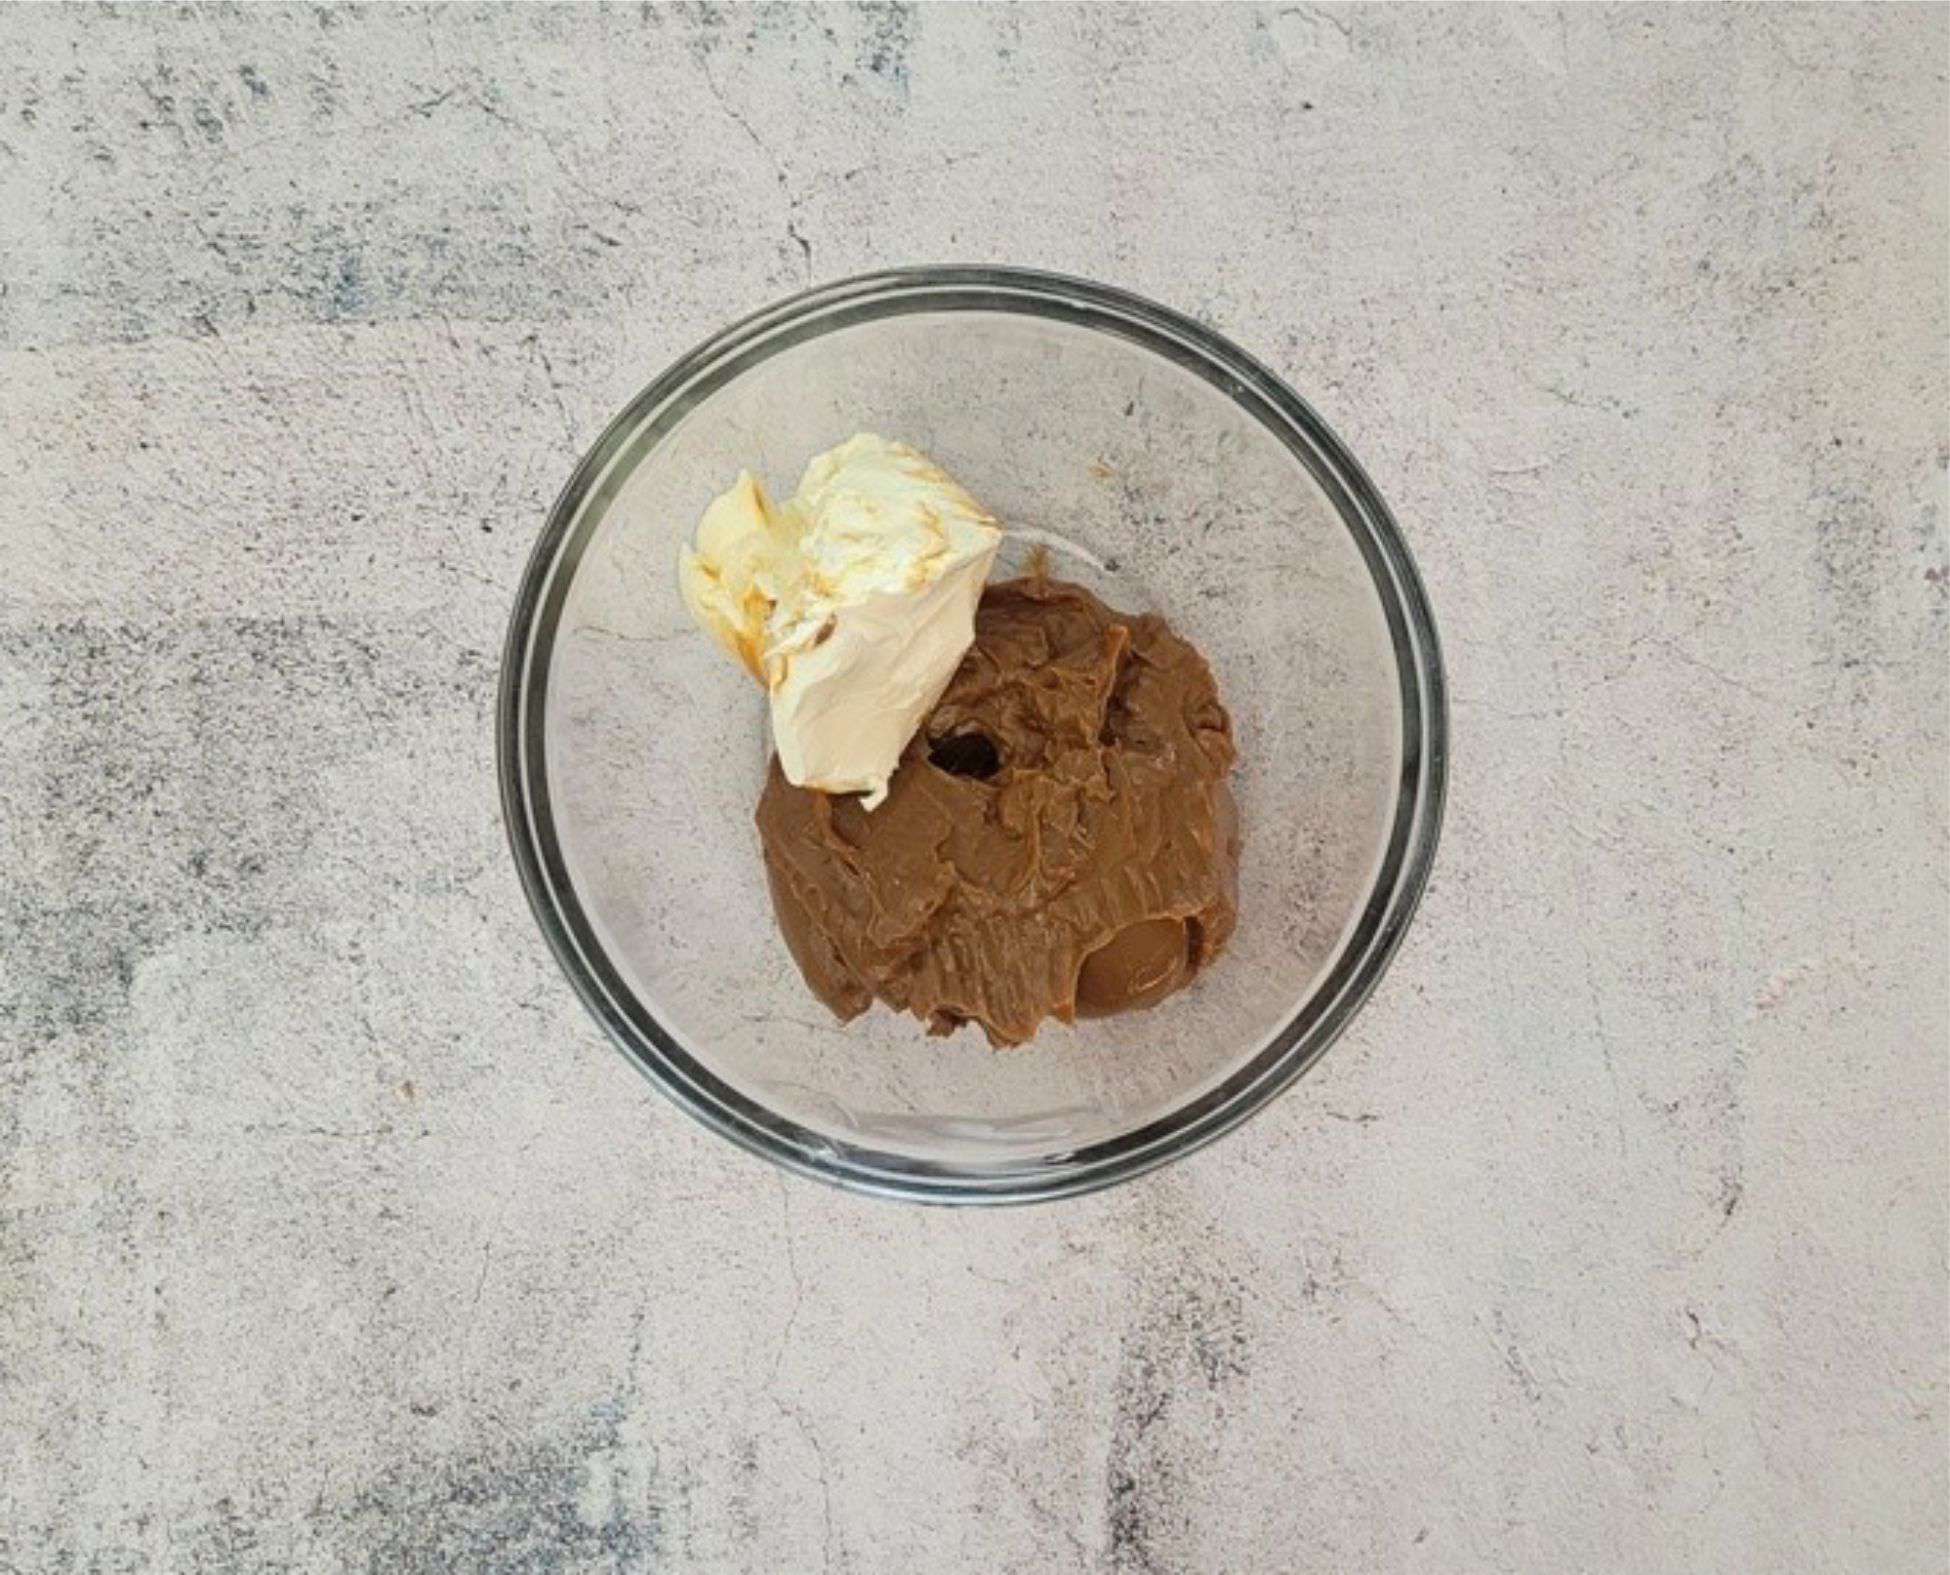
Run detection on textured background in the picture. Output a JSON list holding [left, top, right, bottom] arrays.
[[2, 5, 1945, 1571]]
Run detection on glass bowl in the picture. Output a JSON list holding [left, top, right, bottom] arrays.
[[498, 267, 1446, 1204]]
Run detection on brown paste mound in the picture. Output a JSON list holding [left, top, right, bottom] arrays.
[[755, 575, 1241, 1047]]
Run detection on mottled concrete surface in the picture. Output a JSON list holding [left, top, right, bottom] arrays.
[[1, 5, 1945, 1571]]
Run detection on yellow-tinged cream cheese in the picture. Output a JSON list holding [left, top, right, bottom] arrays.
[[677, 434, 1003, 808]]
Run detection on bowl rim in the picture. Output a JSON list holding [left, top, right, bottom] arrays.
[[498, 265, 1448, 1205]]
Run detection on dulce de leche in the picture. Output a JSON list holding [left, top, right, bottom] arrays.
[[756, 575, 1241, 1046]]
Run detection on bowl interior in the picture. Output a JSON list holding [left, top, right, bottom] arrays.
[[533, 301, 1406, 1176]]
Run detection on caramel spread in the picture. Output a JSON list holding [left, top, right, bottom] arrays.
[[755, 576, 1241, 1046]]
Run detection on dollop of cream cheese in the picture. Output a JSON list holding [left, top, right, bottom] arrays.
[[678, 434, 1003, 808]]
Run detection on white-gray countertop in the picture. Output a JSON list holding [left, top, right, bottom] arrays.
[[3, 5, 1944, 1571]]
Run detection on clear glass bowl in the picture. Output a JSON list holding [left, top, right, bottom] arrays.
[[498, 268, 1446, 1203]]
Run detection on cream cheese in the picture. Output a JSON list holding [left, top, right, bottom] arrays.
[[678, 434, 1003, 808]]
